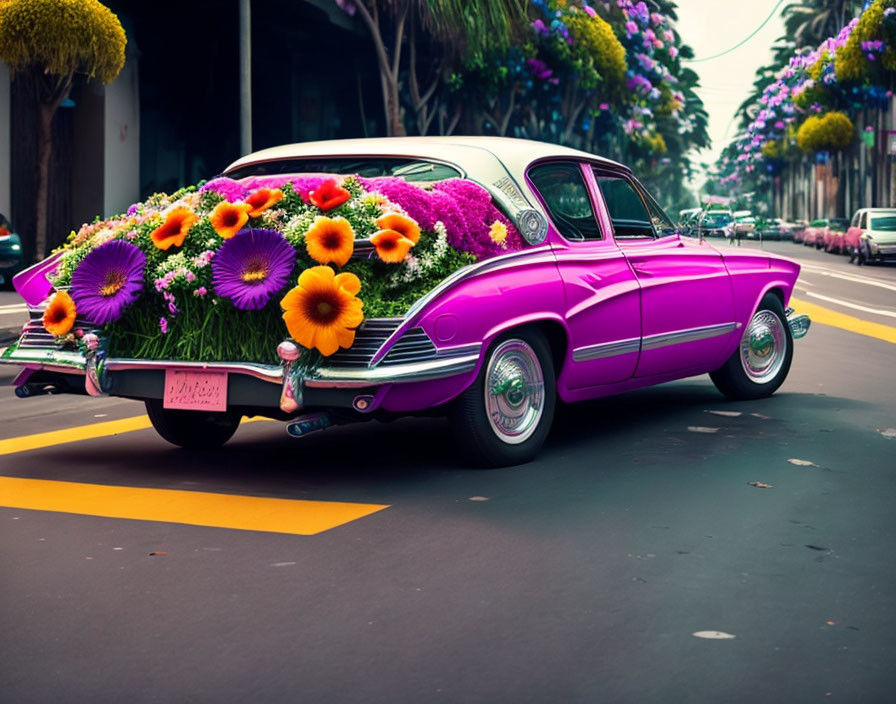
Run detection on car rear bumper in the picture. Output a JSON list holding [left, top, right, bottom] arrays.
[[1, 334, 480, 415]]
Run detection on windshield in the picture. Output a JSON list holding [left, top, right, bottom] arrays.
[[703, 213, 732, 226], [870, 216, 896, 231], [225, 157, 462, 182]]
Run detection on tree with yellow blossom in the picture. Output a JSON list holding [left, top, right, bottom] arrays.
[[0, 0, 125, 261]]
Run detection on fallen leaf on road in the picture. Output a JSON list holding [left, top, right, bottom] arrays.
[[788, 459, 818, 467], [826, 621, 836, 626], [751, 413, 770, 419], [706, 410, 742, 417], [149, 551, 167, 556], [692, 631, 736, 639], [468, 496, 489, 502], [877, 428, 896, 439], [688, 426, 721, 433], [748, 481, 773, 489], [805, 545, 829, 551]]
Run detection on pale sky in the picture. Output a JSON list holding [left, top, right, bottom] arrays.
[[674, 0, 787, 191]]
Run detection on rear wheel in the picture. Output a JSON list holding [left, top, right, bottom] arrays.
[[449, 329, 556, 468], [145, 399, 241, 449], [710, 294, 793, 401]]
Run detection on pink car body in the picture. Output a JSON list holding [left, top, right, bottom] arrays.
[[822, 219, 849, 253], [3, 138, 809, 448]]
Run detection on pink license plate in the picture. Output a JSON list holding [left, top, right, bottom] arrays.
[[163, 370, 228, 411]]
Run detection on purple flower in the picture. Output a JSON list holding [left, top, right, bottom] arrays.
[[127, 204, 139, 216], [527, 58, 554, 80], [625, 20, 638, 35], [532, 19, 549, 35], [211, 229, 296, 310], [159, 317, 168, 334], [71, 240, 146, 324]]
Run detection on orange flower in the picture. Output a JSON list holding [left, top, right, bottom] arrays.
[[305, 216, 354, 267], [370, 229, 415, 263], [376, 212, 420, 245], [281, 266, 364, 356], [151, 207, 198, 250], [309, 178, 351, 211], [245, 188, 285, 217], [43, 291, 77, 337], [210, 200, 251, 239]]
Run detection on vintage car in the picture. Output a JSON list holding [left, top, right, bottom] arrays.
[[801, 218, 829, 248], [1, 137, 811, 467], [844, 207, 896, 265], [821, 217, 850, 254], [733, 211, 757, 239], [695, 209, 734, 238]]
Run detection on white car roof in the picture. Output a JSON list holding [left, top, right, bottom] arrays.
[[225, 137, 626, 178]]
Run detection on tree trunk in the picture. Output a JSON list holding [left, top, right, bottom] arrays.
[[34, 102, 54, 262]]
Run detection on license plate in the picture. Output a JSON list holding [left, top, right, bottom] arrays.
[[163, 369, 228, 411]]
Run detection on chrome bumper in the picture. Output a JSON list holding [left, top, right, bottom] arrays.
[[1, 341, 481, 412], [785, 307, 810, 339]]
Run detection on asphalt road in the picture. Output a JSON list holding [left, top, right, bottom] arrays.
[[2, 243, 895, 703]]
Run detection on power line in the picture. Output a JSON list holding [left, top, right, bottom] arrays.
[[683, 0, 787, 64]]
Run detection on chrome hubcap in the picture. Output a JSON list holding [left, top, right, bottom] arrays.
[[740, 310, 787, 383], [485, 340, 544, 444]]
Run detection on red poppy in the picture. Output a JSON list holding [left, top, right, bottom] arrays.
[[309, 178, 351, 211]]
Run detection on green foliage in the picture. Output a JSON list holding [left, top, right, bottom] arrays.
[[834, 0, 896, 81], [796, 111, 854, 153], [564, 7, 627, 92], [0, 0, 125, 84]]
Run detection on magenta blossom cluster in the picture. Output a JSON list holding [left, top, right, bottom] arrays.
[[357, 177, 523, 259]]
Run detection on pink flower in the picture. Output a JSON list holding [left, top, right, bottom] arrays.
[[159, 317, 168, 334], [194, 286, 208, 297]]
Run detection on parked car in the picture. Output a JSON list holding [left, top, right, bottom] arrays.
[[0, 137, 811, 466], [697, 209, 734, 238], [0, 212, 25, 288], [802, 219, 828, 248], [760, 217, 785, 240], [844, 207, 896, 265], [678, 208, 702, 236], [822, 218, 850, 254], [792, 220, 810, 243], [734, 211, 757, 239]]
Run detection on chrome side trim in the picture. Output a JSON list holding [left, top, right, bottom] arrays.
[[304, 353, 480, 389], [641, 322, 737, 351], [573, 337, 640, 362]]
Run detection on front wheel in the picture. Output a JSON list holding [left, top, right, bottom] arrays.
[[449, 329, 556, 468], [145, 399, 241, 449], [710, 294, 793, 401]]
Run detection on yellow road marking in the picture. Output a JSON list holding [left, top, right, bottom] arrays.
[[0, 415, 271, 456], [0, 476, 388, 535], [790, 297, 896, 345]]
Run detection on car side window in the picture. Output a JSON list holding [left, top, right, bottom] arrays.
[[528, 162, 603, 241], [593, 171, 655, 238], [860, 212, 868, 229]]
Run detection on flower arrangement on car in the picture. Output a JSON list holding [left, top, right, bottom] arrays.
[[43, 174, 523, 365]]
